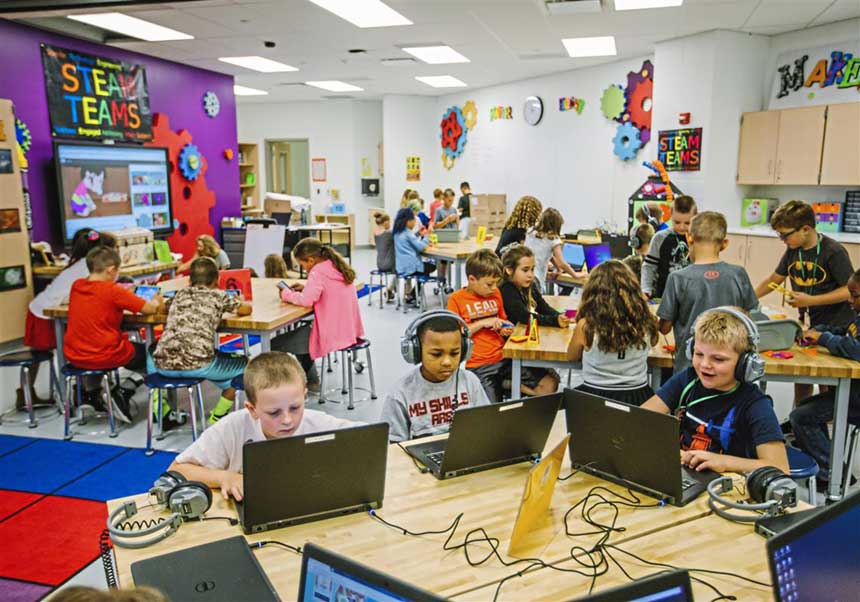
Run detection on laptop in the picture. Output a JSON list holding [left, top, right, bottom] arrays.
[[583, 243, 612, 270], [767, 489, 860, 602], [434, 228, 461, 243], [567, 569, 693, 601], [564, 389, 720, 506], [562, 243, 586, 271], [298, 542, 445, 602], [131, 535, 280, 601], [236, 423, 389, 533], [405, 393, 561, 479]]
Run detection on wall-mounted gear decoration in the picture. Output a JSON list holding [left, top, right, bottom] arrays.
[[439, 101, 477, 170], [179, 144, 204, 180], [461, 100, 478, 129], [601, 60, 653, 161], [203, 91, 220, 118], [15, 119, 32, 154], [600, 85, 626, 121], [613, 122, 642, 161]]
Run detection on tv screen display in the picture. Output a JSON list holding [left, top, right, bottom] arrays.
[[55, 142, 173, 243]]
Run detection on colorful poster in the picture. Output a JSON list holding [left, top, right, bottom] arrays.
[[490, 106, 513, 121], [311, 158, 326, 182], [40, 44, 152, 141], [406, 155, 420, 181], [657, 128, 702, 171], [768, 41, 860, 109], [361, 157, 371, 177], [558, 96, 585, 113], [0, 209, 21, 234]]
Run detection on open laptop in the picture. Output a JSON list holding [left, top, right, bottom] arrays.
[[405, 393, 561, 479], [583, 243, 612, 270], [298, 542, 445, 602], [767, 490, 859, 602], [567, 569, 693, 602], [564, 389, 720, 506], [562, 243, 586, 271], [236, 423, 389, 533], [131, 535, 280, 601]]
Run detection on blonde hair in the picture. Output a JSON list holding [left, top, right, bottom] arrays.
[[197, 235, 221, 258], [504, 196, 543, 230], [533, 208, 564, 239], [466, 248, 503, 279], [690, 211, 727, 244], [51, 586, 166, 602], [407, 190, 420, 201], [244, 352, 307, 404], [693, 309, 753, 355], [373, 211, 390, 226], [264, 253, 289, 279]]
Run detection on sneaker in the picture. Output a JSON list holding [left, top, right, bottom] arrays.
[[385, 290, 395, 303], [109, 392, 133, 424], [444, 287, 454, 294], [780, 420, 793, 436], [154, 414, 183, 432], [208, 409, 230, 425]]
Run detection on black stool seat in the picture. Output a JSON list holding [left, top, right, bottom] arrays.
[[144, 373, 204, 389], [231, 374, 244, 390], [62, 364, 116, 377], [0, 350, 54, 367]]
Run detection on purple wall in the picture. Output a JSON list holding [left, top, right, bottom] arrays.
[[0, 20, 239, 248]]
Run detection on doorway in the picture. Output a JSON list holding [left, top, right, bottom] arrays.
[[265, 139, 310, 198]]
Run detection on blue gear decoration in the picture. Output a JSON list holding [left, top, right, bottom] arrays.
[[441, 106, 468, 159], [15, 119, 32, 153], [179, 144, 203, 180], [612, 122, 642, 161]]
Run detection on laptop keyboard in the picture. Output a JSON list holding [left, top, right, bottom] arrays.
[[681, 474, 697, 490], [426, 451, 445, 466]]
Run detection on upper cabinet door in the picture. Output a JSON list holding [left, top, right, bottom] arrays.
[[737, 111, 780, 184], [775, 106, 827, 185], [820, 102, 860, 186]]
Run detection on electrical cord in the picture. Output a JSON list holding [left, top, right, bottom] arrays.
[[396, 442, 431, 474], [249, 540, 303, 554], [197, 516, 240, 526]]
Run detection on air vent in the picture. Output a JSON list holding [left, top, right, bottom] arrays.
[[275, 82, 306, 87], [381, 57, 417, 67], [541, 0, 602, 15], [323, 95, 356, 100], [519, 52, 567, 61]]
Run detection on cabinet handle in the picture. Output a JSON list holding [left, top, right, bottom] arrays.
[[767, 159, 773, 176], [776, 159, 783, 181]]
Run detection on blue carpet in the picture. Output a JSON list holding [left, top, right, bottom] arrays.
[[0, 439, 125, 494], [56, 448, 177, 502], [0, 435, 35, 458]]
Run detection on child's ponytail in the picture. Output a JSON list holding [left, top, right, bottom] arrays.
[[293, 238, 355, 284]]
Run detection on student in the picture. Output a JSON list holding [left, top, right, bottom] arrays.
[[657, 211, 757, 373], [428, 188, 444, 225], [524, 208, 586, 292], [178, 234, 230, 273], [435, 189, 459, 230], [447, 249, 514, 403], [647, 202, 668, 232], [394, 207, 435, 304], [274, 238, 364, 391], [64, 246, 164, 421], [150, 258, 252, 425], [373, 211, 397, 303], [495, 195, 542, 255], [408, 197, 431, 231], [264, 253, 289, 279], [24, 228, 116, 408], [630, 204, 650, 238], [168, 352, 359, 501], [381, 312, 490, 442], [791, 267, 860, 486], [569, 260, 658, 406], [641, 195, 697, 298], [457, 182, 472, 218], [622, 223, 655, 283], [499, 245, 564, 396], [399, 188, 413, 209], [642, 308, 788, 475]]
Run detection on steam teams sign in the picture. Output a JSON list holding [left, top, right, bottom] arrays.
[[657, 128, 702, 172], [41, 44, 152, 141]]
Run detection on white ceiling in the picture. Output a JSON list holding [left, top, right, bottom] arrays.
[[9, 0, 860, 102]]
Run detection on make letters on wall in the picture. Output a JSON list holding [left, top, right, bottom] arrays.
[[770, 42, 860, 109]]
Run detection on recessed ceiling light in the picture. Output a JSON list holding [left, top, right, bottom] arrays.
[[305, 80, 364, 92], [561, 36, 617, 58], [308, 0, 412, 28], [67, 12, 193, 41], [615, 0, 683, 10], [218, 56, 297, 72], [234, 85, 268, 96], [415, 75, 467, 88], [402, 45, 469, 64]]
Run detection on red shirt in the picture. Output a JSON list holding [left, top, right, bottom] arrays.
[[64, 279, 145, 369], [447, 288, 507, 368]]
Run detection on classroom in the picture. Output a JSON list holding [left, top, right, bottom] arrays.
[[0, 1, 858, 601]]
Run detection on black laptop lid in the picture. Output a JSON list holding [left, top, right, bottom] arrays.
[[564, 389, 682, 501], [567, 569, 693, 601], [298, 542, 445, 602], [242, 423, 388, 532], [767, 490, 860, 601], [131, 535, 279, 601]]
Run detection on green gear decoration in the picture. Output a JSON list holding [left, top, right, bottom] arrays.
[[600, 85, 626, 121], [16, 119, 32, 153]]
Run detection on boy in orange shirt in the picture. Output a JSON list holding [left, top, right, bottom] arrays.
[[447, 249, 514, 402], [64, 246, 164, 421]]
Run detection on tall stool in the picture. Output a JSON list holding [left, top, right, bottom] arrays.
[[786, 445, 820, 504], [232, 374, 245, 411], [319, 338, 377, 410], [400, 273, 447, 313], [368, 269, 399, 308], [144, 373, 206, 456], [0, 350, 63, 428], [61, 364, 120, 440]]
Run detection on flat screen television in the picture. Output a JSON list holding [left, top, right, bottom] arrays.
[[54, 141, 173, 243]]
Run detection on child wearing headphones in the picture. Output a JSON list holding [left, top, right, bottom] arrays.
[[642, 308, 788, 475], [641, 195, 696, 299], [621, 223, 655, 284], [381, 311, 489, 442], [168, 352, 359, 501]]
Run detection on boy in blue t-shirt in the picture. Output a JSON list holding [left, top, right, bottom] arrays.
[[643, 308, 788, 474]]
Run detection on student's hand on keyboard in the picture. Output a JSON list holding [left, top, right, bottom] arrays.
[[681, 449, 727, 473], [217, 471, 245, 501]]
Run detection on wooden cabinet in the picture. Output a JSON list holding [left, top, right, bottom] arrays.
[[775, 106, 826, 185], [238, 142, 260, 214], [820, 102, 860, 185], [314, 213, 354, 253], [725, 234, 749, 266], [737, 111, 780, 184], [744, 236, 787, 289]]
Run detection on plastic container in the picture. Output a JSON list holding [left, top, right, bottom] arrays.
[[755, 318, 802, 351]]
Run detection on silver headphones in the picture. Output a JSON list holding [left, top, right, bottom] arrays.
[[708, 467, 797, 522], [685, 306, 766, 384], [400, 310, 472, 365]]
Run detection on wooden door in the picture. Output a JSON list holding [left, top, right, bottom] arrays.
[[820, 103, 860, 186], [737, 111, 780, 184], [842, 242, 860, 272], [775, 106, 826, 185], [725, 234, 748, 267]]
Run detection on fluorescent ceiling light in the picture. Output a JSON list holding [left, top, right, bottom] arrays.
[[219, 56, 297, 72], [415, 75, 467, 88], [402, 45, 469, 64], [234, 85, 268, 96], [308, 0, 412, 28], [614, 0, 683, 10], [67, 12, 193, 41], [305, 80, 364, 92], [561, 36, 617, 58]]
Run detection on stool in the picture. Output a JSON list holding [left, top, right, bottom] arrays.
[[368, 269, 399, 309], [0, 350, 63, 428], [840, 424, 859, 495], [400, 273, 447, 313], [319, 338, 377, 410], [232, 374, 244, 411], [786, 445, 820, 504], [145, 373, 206, 456], [61, 364, 120, 440]]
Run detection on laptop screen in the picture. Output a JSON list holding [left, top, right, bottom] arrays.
[[583, 243, 612, 269], [567, 569, 693, 601], [562, 243, 585, 269]]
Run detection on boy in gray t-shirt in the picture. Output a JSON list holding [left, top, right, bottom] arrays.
[[657, 212, 758, 373], [381, 313, 489, 442]]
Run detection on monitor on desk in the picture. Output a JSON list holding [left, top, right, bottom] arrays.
[[562, 243, 586, 271], [583, 243, 611, 270]]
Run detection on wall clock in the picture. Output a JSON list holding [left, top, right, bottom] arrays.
[[523, 96, 544, 126]]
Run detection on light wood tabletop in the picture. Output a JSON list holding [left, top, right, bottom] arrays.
[[33, 260, 179, 279], [421, 239, 495, 261]]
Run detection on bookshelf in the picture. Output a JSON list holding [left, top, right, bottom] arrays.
[[238, 142, 260, 215]]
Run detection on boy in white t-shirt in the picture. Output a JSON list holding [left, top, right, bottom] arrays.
[[168, 352, 359, 501]]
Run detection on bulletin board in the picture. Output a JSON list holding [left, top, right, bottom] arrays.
[[312, 158, 327, 182]]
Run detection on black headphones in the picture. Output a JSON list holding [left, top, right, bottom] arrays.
[[685, 307, 766, 384], [707, 466, 797, 522], [107, 471, 212, 549], [400, 310, 472, 365]]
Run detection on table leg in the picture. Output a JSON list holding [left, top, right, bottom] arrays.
[[454, 258, 463, 290], [512, 359, 522, 398], [649, 366, 661, 392], [143, 325, 155, 352], [828, 377, 851, 501], [53, 318, 66, 368], [261, 332, 272, 353]]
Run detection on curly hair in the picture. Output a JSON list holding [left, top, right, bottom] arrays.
[[504, 196, 543, 230], [577, 260, 658, 353], [197, 235, 221, 258]]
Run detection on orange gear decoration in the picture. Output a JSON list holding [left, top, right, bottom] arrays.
[[146, 113, 215, 262], [627, 77, 653, 131], [440, 110, 463, 153]]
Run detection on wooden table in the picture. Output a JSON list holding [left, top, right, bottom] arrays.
[[421, 239, 494, 289], [33, 260, 178, 282], [504, 297, 860, 501]]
